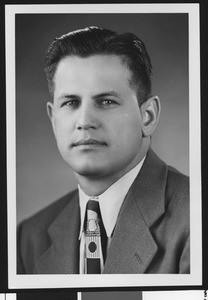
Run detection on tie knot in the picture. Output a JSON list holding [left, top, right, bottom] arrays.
[[87, 199, 99, 213]]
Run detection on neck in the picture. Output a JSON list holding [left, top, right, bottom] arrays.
[[76, 139, 150, 196]]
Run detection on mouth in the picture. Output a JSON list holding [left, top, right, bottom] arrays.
[[72, 138, 107, 148]]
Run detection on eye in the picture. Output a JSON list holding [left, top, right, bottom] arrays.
[[98, 99, 118, 107], [61, 99, 80, 108]]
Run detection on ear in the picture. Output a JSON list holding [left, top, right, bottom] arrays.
[[46, 102, 57, 137], [140, 96, 161, 137]]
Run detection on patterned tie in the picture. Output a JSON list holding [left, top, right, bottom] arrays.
[[85, 199, 107, 274]]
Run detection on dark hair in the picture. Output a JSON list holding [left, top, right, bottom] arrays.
[[44, 26, 152, 104]]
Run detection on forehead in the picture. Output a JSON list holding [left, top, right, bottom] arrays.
[[52, 55, 137, 101], [54, 54, 133, 85]]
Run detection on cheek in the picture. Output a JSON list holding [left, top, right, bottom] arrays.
[[120, 122, 143, 153], [53, 116, 72, 142], [112, 112, 142, 139]]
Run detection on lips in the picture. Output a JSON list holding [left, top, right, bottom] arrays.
[[72, 138, 107, 147]]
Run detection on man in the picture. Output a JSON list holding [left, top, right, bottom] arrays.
[[17, 26, 189, 274]]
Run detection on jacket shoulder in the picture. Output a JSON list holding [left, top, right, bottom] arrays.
[[165, 166, 189, 236], [17, 189, 78, 273], [19, 189, 78, 232], [166, 166, 189, 202]]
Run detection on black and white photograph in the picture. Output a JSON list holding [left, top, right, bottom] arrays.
[[5, 4, 201, 289]]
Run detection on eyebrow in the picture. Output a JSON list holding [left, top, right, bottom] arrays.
[[92, 91, 121, 99], [57, 94, 79, 102]]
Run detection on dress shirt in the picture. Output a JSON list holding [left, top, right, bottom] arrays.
[[78, 157, 145, 274]]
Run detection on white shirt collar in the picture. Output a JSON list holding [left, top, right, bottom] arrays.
[[78, 156, 145, 239]]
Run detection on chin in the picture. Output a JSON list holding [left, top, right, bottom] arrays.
[[70, 162, 109, 178], [75, 168, 106, 178]]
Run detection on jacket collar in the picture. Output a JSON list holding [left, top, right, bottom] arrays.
[[131, 149, 167, 228], [103, 149, 168, 273]]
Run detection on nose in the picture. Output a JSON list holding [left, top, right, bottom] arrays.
[[76, 103, 99, 131]]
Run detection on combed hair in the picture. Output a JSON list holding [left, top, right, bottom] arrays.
[[44, 26, 152, 104]]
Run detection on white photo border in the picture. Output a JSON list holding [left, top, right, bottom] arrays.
[[6, 3, 201, 289]]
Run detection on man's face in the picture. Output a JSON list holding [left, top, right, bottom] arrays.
[[48, 55, 146, 180]]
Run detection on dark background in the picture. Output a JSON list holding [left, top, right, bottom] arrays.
[[17, 291, 77, 300], [16, 13, 189, 224]]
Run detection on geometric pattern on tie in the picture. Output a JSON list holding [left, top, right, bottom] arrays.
[[85, 199, 102, 273]]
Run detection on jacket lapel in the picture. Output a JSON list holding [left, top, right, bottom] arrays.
[[35, 192, 80, 274], [104, 150, 168, 274]]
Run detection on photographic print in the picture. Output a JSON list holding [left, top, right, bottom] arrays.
[[5, 3, 201, 289]]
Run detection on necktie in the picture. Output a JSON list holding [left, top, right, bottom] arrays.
[[85, 199, 107, 274]]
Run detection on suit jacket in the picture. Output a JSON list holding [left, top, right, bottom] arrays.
[[17, 149, 190, 274]]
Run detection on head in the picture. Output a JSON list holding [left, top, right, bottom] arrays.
[[45, 26, 160, 191], [45, 26, 152, 105]]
